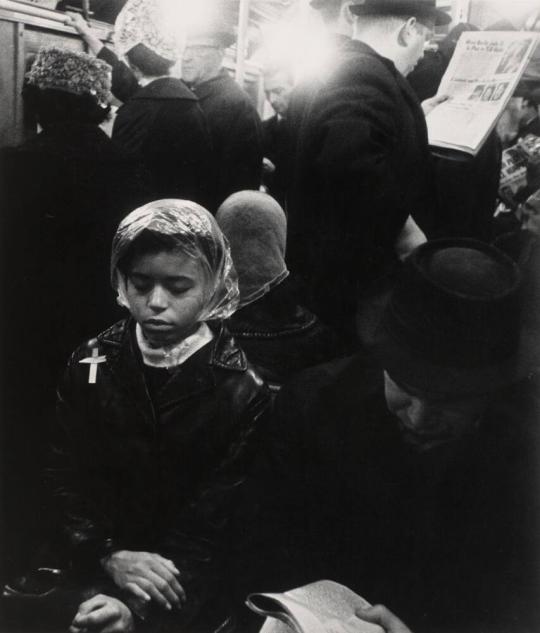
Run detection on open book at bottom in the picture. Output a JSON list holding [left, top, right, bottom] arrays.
[[246, 580, 384, 633]]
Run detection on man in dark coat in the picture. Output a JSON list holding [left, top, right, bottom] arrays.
[[182, 27, 263, 206], [251, 240, 540, 633], [261, 68, 295, 208], [287, 0, 450, 346], [66, 12, 217, 211], [182, 29, 263, 204]]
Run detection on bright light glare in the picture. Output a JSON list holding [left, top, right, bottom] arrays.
[[257, 14, 333, 82], [478, 0, 540, 27], [159, 0, 216, 31]]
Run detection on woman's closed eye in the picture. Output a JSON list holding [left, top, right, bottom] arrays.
[[128, 274, 194, 296]]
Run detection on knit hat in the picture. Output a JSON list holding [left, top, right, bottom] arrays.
[[26, 46, 112, 107], [216, 192, 289, 308]]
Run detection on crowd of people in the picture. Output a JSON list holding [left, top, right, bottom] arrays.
[[0, 0, 539, 633]]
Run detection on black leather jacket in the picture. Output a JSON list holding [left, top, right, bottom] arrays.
[[227, 279, 339, 389], [48, 319, 270, 630]]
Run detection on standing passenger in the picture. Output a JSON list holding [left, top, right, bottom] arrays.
[[65, 10, 217, 210], [262, 68, 295, 208], [182, 25, 263, 205], [288, 0, 450, 346]]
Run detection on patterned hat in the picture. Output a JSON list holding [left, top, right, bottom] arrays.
[[26, 46, 112, 107], [114, 0, 183, 61]]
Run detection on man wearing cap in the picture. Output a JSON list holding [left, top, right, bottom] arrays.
[[66, 9, 217, 210], [181, 26, 263, 205], [251, 240, 540, 633], [288, 0, 450, 346]]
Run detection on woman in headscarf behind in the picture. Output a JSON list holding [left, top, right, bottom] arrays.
[[216, 191, 339, 390], [9, 200, 270, 633]]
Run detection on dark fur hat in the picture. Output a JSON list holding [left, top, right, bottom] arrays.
[[367, 239, 534, 396], [350, 0, 451, 26]]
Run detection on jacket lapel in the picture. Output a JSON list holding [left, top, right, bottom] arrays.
[[100, 320, 156, 425], [156, 325, 247, 409]]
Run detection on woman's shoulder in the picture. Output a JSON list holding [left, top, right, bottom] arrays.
[[206, 324, 270, 399], [66, 319, 130, 366]]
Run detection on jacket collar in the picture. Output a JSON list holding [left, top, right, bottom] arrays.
[[227, 279, 319, 337], [98, 319, 247, 372], [344, 39, 399, 75], [344, 38, 425, 133], [96, 319, 248, 413], [130, 77, 197, 101], [190, 69, 231, 101]]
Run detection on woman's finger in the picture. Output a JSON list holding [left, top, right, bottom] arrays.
[[135, 577, 172, 611], [76, 604, 117, 628], [157, 555, 181, 575], [124, 581, 152, 604], [144, 569, 182, 608], [75, 594, 109, 618], [147, 561, 185, 603]]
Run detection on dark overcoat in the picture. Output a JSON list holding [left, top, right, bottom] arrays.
[[98, 48, 217, 211], [226, 278, 339, 390], [261, 114, 293, 208], [288, 40, 435, 339], [191, 70, 263, 205], [250, 358, 540, 633], [0, 122, 144, 577]]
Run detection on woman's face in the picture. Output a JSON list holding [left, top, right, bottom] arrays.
[[123, 249, 208, 346]]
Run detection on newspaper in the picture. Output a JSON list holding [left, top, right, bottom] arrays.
[[427, 31, 538, 155], [247, 580, 384, 633]]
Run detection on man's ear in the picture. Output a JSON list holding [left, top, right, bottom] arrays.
[[128, 62, 143, 81], [398, 16, 417, 46], [341, 0, 355, 26]]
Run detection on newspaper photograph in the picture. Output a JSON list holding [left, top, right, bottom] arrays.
[[427, 31, 538, 155]]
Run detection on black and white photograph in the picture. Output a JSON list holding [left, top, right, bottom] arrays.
[[0, 1, 539, 633]]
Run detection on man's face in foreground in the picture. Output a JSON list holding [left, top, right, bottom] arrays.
[[384, 372, 488, 451]]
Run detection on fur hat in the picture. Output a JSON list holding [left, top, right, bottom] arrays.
[[367, 239, 534, 396], [26, 46, 112, 107]]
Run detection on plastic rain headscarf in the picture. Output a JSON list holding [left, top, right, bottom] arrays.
[[111, 199, 239, 322], [113, 0, 184, 62]]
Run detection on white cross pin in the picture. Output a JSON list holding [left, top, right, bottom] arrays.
[[79, 348, 107, 384]]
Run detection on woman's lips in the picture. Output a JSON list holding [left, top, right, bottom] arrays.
[[144, 319, 174, 329]]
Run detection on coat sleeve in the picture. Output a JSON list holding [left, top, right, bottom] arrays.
[[154, 369, 272, 626], [98, 47, 139, 104]]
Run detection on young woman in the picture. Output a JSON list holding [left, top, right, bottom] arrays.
[[48, 199, 270, 633]]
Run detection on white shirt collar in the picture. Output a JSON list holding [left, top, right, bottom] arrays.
[[135, 322, 214, 368]]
